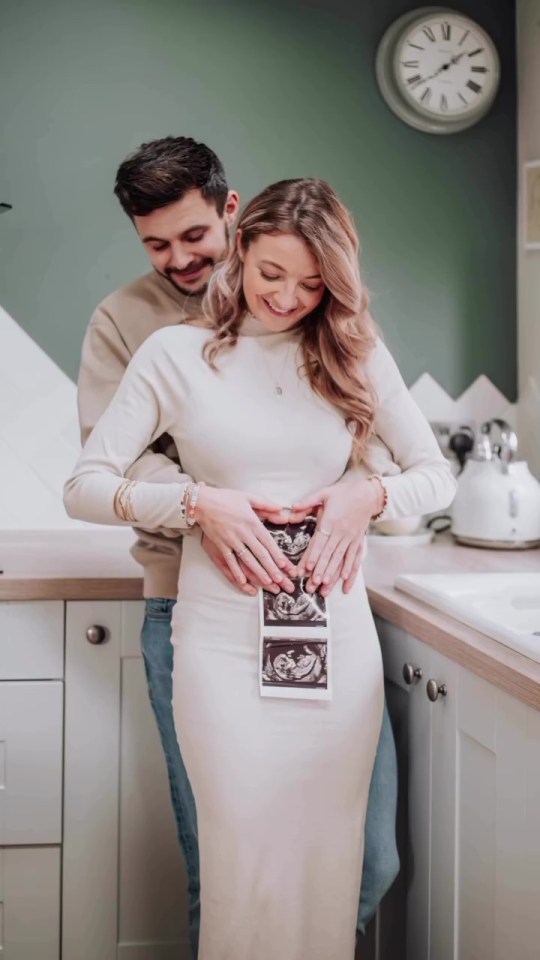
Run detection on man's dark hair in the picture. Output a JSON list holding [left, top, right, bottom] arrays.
[[114, 136, 229, 218]]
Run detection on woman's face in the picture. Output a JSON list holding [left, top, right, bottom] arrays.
[[239, 231, 326, 332]]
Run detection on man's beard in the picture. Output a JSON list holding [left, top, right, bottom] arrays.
[[161, 229, 230, 296], [162, 257, 214, 296]]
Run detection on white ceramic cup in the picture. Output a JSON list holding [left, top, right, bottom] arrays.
[[372, 515, 423, 536]]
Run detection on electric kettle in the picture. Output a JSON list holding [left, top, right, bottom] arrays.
[[451, 418, 540, 549]]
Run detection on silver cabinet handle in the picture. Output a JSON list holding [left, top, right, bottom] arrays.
[[86, 624, 108, 645], [426, 679, 447, 702], [402, 662, 423, 685]]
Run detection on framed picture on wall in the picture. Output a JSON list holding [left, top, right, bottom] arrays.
[[524, 161, 540, 250]]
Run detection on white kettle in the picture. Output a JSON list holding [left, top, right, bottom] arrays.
[[451, 419, 540, 549]]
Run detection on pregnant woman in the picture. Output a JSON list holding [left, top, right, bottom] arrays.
[[65, 177, 455, 960]]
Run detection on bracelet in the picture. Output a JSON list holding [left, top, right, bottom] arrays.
[[186, 481, 204, 527], [114, 481, 137, 522], [367, 474, 388, 521], [179, 483, 193, 525]]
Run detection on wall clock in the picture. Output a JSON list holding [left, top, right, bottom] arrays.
[[376, 7, 501, 134]]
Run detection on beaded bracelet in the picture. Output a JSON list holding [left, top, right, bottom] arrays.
[[186, 481, 204, 527], [179, 483, 193, 525], [367, 474, 388, 521]]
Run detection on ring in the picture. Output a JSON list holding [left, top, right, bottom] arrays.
[[237, 547, 249, 558], [319, 528, 331, 538], [225, 549, 235, 556]]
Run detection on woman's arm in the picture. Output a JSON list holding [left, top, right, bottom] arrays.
[[291, 337, 456, 592], [65, 329, 297, 588], [65, 332, 192, 530], [363, 337, 456, 519]]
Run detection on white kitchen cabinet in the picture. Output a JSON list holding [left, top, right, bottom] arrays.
[[0, 680, 63, 845], [376, 617, 540, 960], [63, 600, 190, 960], [0, 846, 60, 959]]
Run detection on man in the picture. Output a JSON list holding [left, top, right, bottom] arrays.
[[78, 136, 399, 956]]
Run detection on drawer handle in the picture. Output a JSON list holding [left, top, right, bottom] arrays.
[[402, 662, 423, 685], [86, 624, 108, 645], [426, 679, 447, 702]]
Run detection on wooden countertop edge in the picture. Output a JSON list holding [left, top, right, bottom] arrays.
[[2, 566, 540, 709], [367, 584, 540, 710], [0, 577, 144, 601]]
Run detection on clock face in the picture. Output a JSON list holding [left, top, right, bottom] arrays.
[[395, 12, 499, 120]]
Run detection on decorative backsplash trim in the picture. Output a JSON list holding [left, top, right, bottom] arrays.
[[410, 372, 518, 427]]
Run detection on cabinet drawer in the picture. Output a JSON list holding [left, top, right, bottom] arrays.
[[0, 846, 60, 959], [0, 682, 63, 844], [0, 602, 64, 680]]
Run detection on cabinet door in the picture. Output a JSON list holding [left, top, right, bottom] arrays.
[[63, 601, 190, 960], [453, 668, 540, 960], [0, 681, 63, 844], [0, 846, 60, 959]]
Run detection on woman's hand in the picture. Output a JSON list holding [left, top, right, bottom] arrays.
[[291, 478, 382, 595], [201, 534, 286, 597], [195, 487, 297, 591]]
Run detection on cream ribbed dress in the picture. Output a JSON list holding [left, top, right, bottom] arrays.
[[64, 316, 456, 960]]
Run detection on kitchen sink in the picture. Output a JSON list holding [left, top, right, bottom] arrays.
[[395, 573, 540, 663]]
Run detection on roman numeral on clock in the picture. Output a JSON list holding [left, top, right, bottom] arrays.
[[420, 87, 432, 105], [441, 22, 451, 41], [471, 66, 488, 73], [422, 25, 436, 42], [466, 80, 482, 93], [468, 48, 484, 57], [440, 94, 448, 112], [407, 74, 423, 88], [402, 60, 420, 68]]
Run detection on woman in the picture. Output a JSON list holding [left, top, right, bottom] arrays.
[[65, 178, 455, 960]]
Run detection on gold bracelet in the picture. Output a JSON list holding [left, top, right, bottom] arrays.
[[367, 474, 388, 521], [114, 481, 137, 522], [114, 482, 129, 520], [124, 482, 137, 523]]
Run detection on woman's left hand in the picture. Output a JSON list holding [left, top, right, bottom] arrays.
[[292, 478, 381, 596]]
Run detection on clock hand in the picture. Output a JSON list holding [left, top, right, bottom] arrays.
[[422, 50, 467, 83]]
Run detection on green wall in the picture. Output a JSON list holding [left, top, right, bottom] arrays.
[[0, 0, 516, 397]]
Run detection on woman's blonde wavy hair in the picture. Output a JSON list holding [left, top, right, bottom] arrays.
[[202, 178, 378, 463]]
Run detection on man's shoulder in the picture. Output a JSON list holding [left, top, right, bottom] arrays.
[[91, 272, 194, 354], [96, 272, 174, 319]]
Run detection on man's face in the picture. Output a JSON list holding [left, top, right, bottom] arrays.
[[134, 189, 239, 295]]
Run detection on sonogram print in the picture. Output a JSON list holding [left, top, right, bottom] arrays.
[[262, 578, 327, 628], [262, 637, 328, 690]]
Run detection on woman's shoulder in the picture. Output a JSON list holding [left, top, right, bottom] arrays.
[[131, 321, 211, 366]]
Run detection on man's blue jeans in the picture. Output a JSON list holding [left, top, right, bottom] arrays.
[[141, 598, 399, 958], [141, 598, 200, 957]]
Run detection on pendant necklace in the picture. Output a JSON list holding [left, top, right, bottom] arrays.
[[260, 343, 294, 397]]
